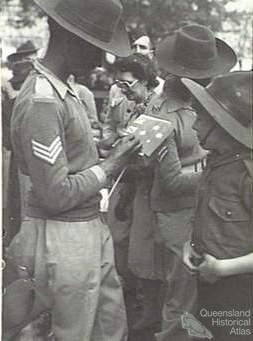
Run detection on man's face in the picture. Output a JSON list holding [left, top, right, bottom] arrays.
[[132, 36, 153, 59], [65, 34, 103, 78], [192, 102, 217, 150]]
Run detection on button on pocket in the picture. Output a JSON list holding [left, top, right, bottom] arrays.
[[208, 196, 248, 222]]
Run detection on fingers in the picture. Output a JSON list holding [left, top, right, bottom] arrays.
[[132, 142, 142, 153], [120, 134, 136, 142], [117, 128, 130, 138], [117, 135, 141, 152], [184, 260, 198, 274], [183, 241, 199, 273]]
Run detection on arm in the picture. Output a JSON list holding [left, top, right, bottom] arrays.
[[104, 85, 129, 135], [20, 100, 140, 215], [183, 243, 253, 282], [216, 253, 253, 276], [156, 134, 201, 195], [21, 100, 106, 214], [196, 253, 253, 284]]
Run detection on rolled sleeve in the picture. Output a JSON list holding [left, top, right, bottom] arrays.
[[90, 165, 107, 184]]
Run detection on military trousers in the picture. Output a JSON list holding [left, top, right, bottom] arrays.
[[155, 209, 197, 341], [7, 217, 128, 341]]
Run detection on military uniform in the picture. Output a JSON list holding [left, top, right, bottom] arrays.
[[181, 71, 253, 341], [192, 152, 253, 341], [146, 93, 207, 341], [9, 61, 127, 341]]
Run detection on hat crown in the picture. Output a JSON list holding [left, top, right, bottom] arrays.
[[174, 25, 217, 68], [54, 0, 122, 42], [207, 72, 252, 127], [157, 24, 236, 78]]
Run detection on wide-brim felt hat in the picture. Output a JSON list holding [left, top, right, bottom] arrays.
[[157, 24, 237, 79], [7, 40, 38, 63], [182, 71, 252, 149], [33, 0, 131, 57]]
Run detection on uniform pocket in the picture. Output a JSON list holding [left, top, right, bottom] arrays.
[[208, 196, 248, 222], [207, 196, 251, 252]]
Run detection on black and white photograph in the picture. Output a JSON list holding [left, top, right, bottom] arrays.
[[1, 0, 252, 340]]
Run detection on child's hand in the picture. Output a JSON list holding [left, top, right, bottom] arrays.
[[198, 254, 221, 283], [183, 241, 199, 274]]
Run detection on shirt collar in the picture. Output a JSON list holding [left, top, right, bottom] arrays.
[[33, 60, 77, 100], [207, 151, 251, 169], [148, 91, 192, 113]]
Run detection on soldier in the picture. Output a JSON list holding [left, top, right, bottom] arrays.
[[7, 0, 141, 340], [147, 24, 237, 339], [183, 71, 253, 341]]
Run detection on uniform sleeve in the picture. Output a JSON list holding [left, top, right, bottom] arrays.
[[20, 99, 106, 215], [155, 133, 201, 195]]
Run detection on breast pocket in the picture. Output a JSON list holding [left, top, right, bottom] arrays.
[[209, 196, 248, 222], [208, 196, 250, 248]]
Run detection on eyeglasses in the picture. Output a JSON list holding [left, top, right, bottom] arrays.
[[114, 79, 139, 90]]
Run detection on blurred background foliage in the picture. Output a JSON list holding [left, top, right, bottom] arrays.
[[0, 0, 252, 68], [122, 0, 240, 41], [1, 0, 241, 34]]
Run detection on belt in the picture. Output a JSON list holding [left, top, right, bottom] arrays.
[[181, 159, 206, 174]]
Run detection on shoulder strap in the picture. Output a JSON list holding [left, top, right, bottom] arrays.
[[33, 76, 55, 102]]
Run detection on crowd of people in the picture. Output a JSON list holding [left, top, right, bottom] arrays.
[[2, 0, 252, 341]]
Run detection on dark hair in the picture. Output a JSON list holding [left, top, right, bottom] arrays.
[[164, 74, 191, 102], [164, 74, 212, 102], [113, 53, 159, 90]]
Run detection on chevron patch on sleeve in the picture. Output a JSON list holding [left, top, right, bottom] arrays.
[[157, 145, 168, 162], [31, 136, 63, 165]]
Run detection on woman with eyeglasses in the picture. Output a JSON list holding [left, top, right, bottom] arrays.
[[101, 53, 159, 147], [103, 53, 165, 332]]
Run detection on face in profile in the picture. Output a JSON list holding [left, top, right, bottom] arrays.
[[115, 71, 148, 103], [192, 102, 217, 149], [66, 34, 103, 78]]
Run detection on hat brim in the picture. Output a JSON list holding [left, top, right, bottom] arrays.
[[7, 49, 38, 63], [157, 35, 237, 79], [34, 0, 131, 57], [182, 78, 252, 149]]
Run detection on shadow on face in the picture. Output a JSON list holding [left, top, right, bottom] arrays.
[[65, 34, 103, 78]]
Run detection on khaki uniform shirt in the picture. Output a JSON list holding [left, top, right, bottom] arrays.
[[11, 61, 107, 221]]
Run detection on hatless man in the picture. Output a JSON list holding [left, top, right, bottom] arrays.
[[8, 1, 141, 340]]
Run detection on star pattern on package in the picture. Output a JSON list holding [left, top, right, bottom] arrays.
[[126, 114, 173, 157]]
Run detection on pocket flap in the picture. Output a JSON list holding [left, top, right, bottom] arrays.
[[209, 196, 248, 222]]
